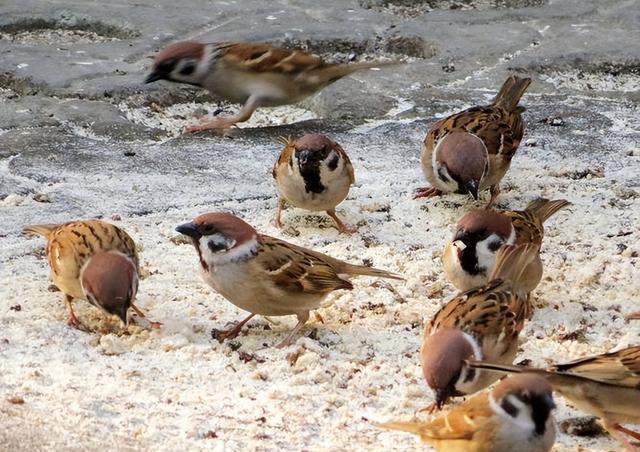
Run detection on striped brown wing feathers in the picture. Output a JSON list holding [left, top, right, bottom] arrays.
[[48, 221, 138, 271], [216, 42, 325, 74], [552, 346, 640, 389], [378, 391, 495, 444], [506, 199, 571, 244], [506, 210, 544, 244], [431, 106, 520, 160], [427, 280, 524, 340], [256, 236, 353, 293]]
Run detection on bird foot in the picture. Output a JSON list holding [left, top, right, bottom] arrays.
[[416, 403, 438, 414], [211, 326, 242, 343], [413, 187, 442, 199], [67, 314, 90, 333]]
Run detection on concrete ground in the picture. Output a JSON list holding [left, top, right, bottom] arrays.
[[0, 0, 639, 451]]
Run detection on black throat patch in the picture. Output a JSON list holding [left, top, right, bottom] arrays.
[[296, 148, 332, 194]]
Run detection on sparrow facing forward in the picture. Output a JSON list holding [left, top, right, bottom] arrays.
[[24, 221, 157, 331], [145, 41, 398, 132], [416, 75, 532, 207], [273, 134, 355, 233], [176, 212, 402, 348], [422, 243, 538, 410], [468, 346, 640, 451], [376, 374, 557, 452], [443, 198, 571, 292]]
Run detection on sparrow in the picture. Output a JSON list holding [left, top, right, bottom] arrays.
[[421, 243, 538, 410], [443, 198, 571, 292], [24, 221, 158, 331], [176, 212, 402, 348], [468, 346, 640, 451], [272, 134, 355, 233], [416, 75, 532, 207], [145, 41, 399, 132], [376, 373, 557, 452]]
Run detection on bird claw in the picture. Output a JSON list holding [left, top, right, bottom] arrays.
[[417, 403, 438, 414], [413, 187, 442, 199], [67, 315, 90, 333]]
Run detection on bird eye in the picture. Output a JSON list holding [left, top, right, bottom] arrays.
[[179, 62, 196, 76], [202, 224, 216, 234]]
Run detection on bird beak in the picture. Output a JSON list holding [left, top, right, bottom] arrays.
[[144, 71, 162, 84], [464, 180, 480, 200], [115, 304, 129, 325], [434, 387, 452, 410], [452, 240, 467, 251], [544, 393, 556, 410], [176, 222, 200, 239]]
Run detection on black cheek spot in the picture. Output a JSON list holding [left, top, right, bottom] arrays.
[[208, 240, 228, 253], [501, 398, 519, 418], [488, 240, 503, 252]]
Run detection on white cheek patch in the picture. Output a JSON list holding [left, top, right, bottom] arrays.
[[456, 333, 483, 390], [490, 394, 536, 433], [475, 227, 515, 274], [200, 235, 259, 267]]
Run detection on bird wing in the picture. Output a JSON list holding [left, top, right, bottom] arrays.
[[429, 106, 522, 160], [427, 280, 525, 355], [553, 346, 640, 389], [213, 42, 326, 75], [254, 235, 353, 294]]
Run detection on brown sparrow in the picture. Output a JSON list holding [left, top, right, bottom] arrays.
[[421, 243, 538, 410], [416, 75, 532, 207], [443, 198, 571, 292], [272, 134, 355, 233], [145, 41, 399, 132], [24, 221, 157, 330], [468, 346, 640, 451], [376, 374, 557, 452], [176, 212, 402, 348]]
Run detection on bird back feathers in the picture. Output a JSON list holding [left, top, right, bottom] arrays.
[[492, 75, 532, 112]]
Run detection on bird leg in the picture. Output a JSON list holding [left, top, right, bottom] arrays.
[[413, 186, 442, 199], [275, 311, 310, 349], [603, 420, 640, 451], [184, 96, 259, 133], [274, 197, 286, 228], [212, 313, 256, 343], [615, 424, 640, 441], [130, 304, 162, 329], [64, 295, 89, 332], [326, 209, 356, 234], [486, 185, 500, 208]]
